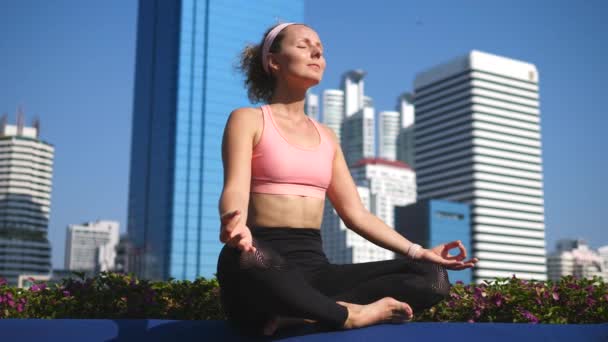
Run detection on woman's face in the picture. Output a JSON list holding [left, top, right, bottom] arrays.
[[269, 25, 326, 87]]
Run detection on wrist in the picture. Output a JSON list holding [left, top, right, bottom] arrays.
[[406, 243, 423, 259]]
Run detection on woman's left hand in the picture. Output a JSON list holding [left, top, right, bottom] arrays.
[[418, 240, 479, 270]]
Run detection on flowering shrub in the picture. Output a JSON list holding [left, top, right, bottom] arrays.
[[0, 272, 224, 320], [1, 272, 606, 323], [415, 275, 608, 323]]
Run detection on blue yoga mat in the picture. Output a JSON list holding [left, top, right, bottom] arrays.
[[0, 319, 606, 341]]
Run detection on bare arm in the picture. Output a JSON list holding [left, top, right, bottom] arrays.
[[324, 126, 478, 269], [324, 126, 415, 256], [217, 107, 258, 252]]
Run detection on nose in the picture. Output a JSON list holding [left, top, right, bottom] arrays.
[[311, 46, 322, 59]]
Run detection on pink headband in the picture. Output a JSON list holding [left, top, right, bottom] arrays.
[[262, 22, 297, 74]]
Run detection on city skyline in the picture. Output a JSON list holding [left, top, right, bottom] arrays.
[[0, 0, 606, 269]]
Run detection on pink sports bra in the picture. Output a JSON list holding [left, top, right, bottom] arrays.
[[250, 105, 336, 199]]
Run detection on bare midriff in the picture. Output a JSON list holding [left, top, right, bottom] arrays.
[[247, 193, 325, 229]]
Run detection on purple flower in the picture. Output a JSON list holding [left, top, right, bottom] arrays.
[[450, 293, 461, 300], [518, 308, 539, 323], [604, 294, 608, 302], [7, 300, 15, 308], [6, 292, 13, 300], [535, 298, 542, 305], [567, 283, 580, 290], [552, 292, 560, 301], [17, 303, 24, 312], [63, 290, 71, 297], [492, 294, 503, 307], [455, 280, 464, 285], [0, 278, 7, 286], [474, 287, 486, 298], [467, 319, 475, 323], [585, 285, 594, 294], [587, 297, 596, 307], [474, 309, 482, 318]]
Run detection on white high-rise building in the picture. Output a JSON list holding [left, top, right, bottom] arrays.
[[65, 220, 120, 272], [342, 107, 375, 167], [0, 114, 54, 286], [396, 93, 416, 166], [363, 95, 373, 109], [414, 50, 547, 282], [305, 92, 320, 121], [378, 111, 401, 160], [322, 89, 344, 140], [547, 239, 607, 282], [342, 70, 366, 117], [322, 158, 416, 263]]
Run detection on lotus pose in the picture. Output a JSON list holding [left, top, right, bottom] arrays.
[[216, 22, 478, 337]]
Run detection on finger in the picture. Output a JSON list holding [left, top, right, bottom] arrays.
[[445, 240, 467, 260], [226, 231, 244, 247], [238, 238, 256, 253], [403, 303, 413, 318]]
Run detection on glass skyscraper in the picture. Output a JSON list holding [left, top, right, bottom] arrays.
[[128, 0, 304, 281]]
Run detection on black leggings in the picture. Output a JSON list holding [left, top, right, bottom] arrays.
[[216, 226, 451, 336]]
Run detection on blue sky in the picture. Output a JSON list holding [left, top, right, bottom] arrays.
[[0, 0, 606, 269]]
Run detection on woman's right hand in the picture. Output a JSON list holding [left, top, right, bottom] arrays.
[[220, 209, 257, 253]]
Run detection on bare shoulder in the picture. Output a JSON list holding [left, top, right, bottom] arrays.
[[317, 123, 339, 145], [225, 106, 262, 132]]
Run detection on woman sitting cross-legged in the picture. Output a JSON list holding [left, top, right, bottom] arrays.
[[216, 22, 478, 337]]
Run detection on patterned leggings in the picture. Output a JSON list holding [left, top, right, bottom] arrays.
[[216, 227, 451, 336]]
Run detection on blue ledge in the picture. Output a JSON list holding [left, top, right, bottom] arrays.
[[0, 319, 606, 341]]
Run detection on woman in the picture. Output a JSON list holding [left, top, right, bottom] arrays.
[[217, 22, 478, 337]]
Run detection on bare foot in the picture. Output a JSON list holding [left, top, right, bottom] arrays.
[[338, 297, 413, 329]]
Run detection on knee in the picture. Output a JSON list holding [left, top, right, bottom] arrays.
[[422, 262, 451, 300]]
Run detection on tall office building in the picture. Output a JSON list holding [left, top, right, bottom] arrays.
[[322, 158, 416, 263], [395, 199, 472, 284], [342, 107, 375, 167], [547, 239, 607, 282], [342, 70, 366, 117], [0, 114, 53, 286], [305, 92, 319, 121], [396, 93, 415, 166], [363, 95, 373, 109], [414, 50, 547, 283], [65, 220, 120, 273], [350, 158, 416, 232], [322, 89, 344, 140], [322, 186, 385, 263], [378, 110, 400, 160], [128, 0, 304, 281]]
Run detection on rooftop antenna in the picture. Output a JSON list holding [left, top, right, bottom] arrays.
[[33, 116, 40, 138], [0, 113, 7, 137], [16, 105, 25, 136]]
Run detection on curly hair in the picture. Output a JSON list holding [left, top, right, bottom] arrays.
[[237, 23, 308, 104]]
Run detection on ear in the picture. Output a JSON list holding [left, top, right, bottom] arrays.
[[267, 53, 280, 74]]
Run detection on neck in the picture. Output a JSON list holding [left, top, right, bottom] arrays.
[[269, 81, 309, 119]]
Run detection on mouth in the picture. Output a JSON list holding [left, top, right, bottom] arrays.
[[308, 64, 321, 71]]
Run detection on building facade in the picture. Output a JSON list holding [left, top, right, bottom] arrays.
[[65, 220, 120, 273], [128, 0, 304, 281], [395, 199, 472, 284], [322, 158, 416, 263], [547, 239, 607, 282], [342, 107, 375, 167], [413, 50, 547, 282], [0, 116, 53, 286]]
